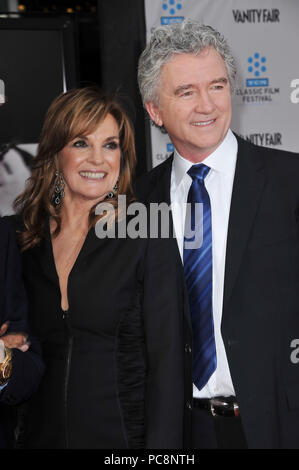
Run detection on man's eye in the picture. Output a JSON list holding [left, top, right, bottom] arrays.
[[181, 91, 193, 97], [73, 140, 87, 148], [212, 85, 224, 90]]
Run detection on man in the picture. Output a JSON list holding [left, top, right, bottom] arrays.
[[0, 217, 44, 447], [136, 19, 299, 449]]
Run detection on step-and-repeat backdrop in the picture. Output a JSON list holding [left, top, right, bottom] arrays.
[[144, 0, 299, 167]]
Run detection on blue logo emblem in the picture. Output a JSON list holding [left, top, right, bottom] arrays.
[[161, 0, 184, 25], [246, 53, 269, 87], [167, 143, 174, 152]]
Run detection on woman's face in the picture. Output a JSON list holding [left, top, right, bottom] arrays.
[[59, 113, 121, 206]]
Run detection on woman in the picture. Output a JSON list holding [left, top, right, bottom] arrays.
[[10, 87, 188, 449]]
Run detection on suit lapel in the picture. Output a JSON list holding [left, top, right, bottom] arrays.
[[146, 155, 173, 206], [223, 138, 267, 312], [142, 155, 175, 239], [140, 155, 192, 329]]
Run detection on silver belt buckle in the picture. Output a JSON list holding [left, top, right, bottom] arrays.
[[209, 397, 239, 417], [210, 397, 225, 416]]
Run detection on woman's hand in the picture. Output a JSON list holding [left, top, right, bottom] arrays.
[[0, 322, 30, 352]]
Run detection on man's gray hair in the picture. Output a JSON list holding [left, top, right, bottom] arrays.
[[138, 19, 236, 106]]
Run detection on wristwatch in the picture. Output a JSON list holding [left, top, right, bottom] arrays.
[[0, 346, 12, 386]]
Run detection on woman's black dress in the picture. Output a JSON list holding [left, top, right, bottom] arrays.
[[14, 219, 187, 449]]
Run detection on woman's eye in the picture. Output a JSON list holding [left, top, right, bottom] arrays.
[[73, 140, 87, 148], [105, 141, 119, 150]]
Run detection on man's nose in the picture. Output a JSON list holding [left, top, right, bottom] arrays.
[[194, 90, 216, 115]]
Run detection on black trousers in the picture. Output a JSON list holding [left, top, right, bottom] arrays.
[[192, 407, 248, 449]]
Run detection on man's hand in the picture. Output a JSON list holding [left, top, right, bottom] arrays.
[[0, 322, 30, 352]]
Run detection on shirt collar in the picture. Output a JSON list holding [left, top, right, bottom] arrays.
[[173, 129, 238, 186]]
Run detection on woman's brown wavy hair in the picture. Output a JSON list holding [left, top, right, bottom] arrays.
[[14, 87, 136, 251]]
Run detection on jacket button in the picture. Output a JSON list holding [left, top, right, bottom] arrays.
[[186, 401, 192, 410], [185, 344, 192, 354]]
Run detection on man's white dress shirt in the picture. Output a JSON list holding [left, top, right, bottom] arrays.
[[170, 129, 238, 398]]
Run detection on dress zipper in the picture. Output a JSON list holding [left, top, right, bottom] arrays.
[[62, 308, 73, 449]]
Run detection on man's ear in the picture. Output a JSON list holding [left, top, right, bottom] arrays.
[[145, 102, 163, 127]]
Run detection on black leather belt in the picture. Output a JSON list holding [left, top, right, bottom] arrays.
[[193, 396, 240, 417]]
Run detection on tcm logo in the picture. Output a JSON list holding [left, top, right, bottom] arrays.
[[246, 53, 269, 87], [0, 80, 4, 104], [161, 0, 184, 25]]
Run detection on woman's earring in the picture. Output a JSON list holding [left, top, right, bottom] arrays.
[[106, 179, 119, 199], [53, 171, 65, 206]]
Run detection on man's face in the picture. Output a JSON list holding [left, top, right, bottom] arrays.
[[146, 47, 232, 162]]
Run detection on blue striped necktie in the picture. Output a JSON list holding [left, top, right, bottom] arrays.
[[183, 164, 217, 391]]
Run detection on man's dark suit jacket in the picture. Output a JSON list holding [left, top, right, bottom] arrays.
[[135, 135, 299, 449], [0, 217, 44, 448]]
